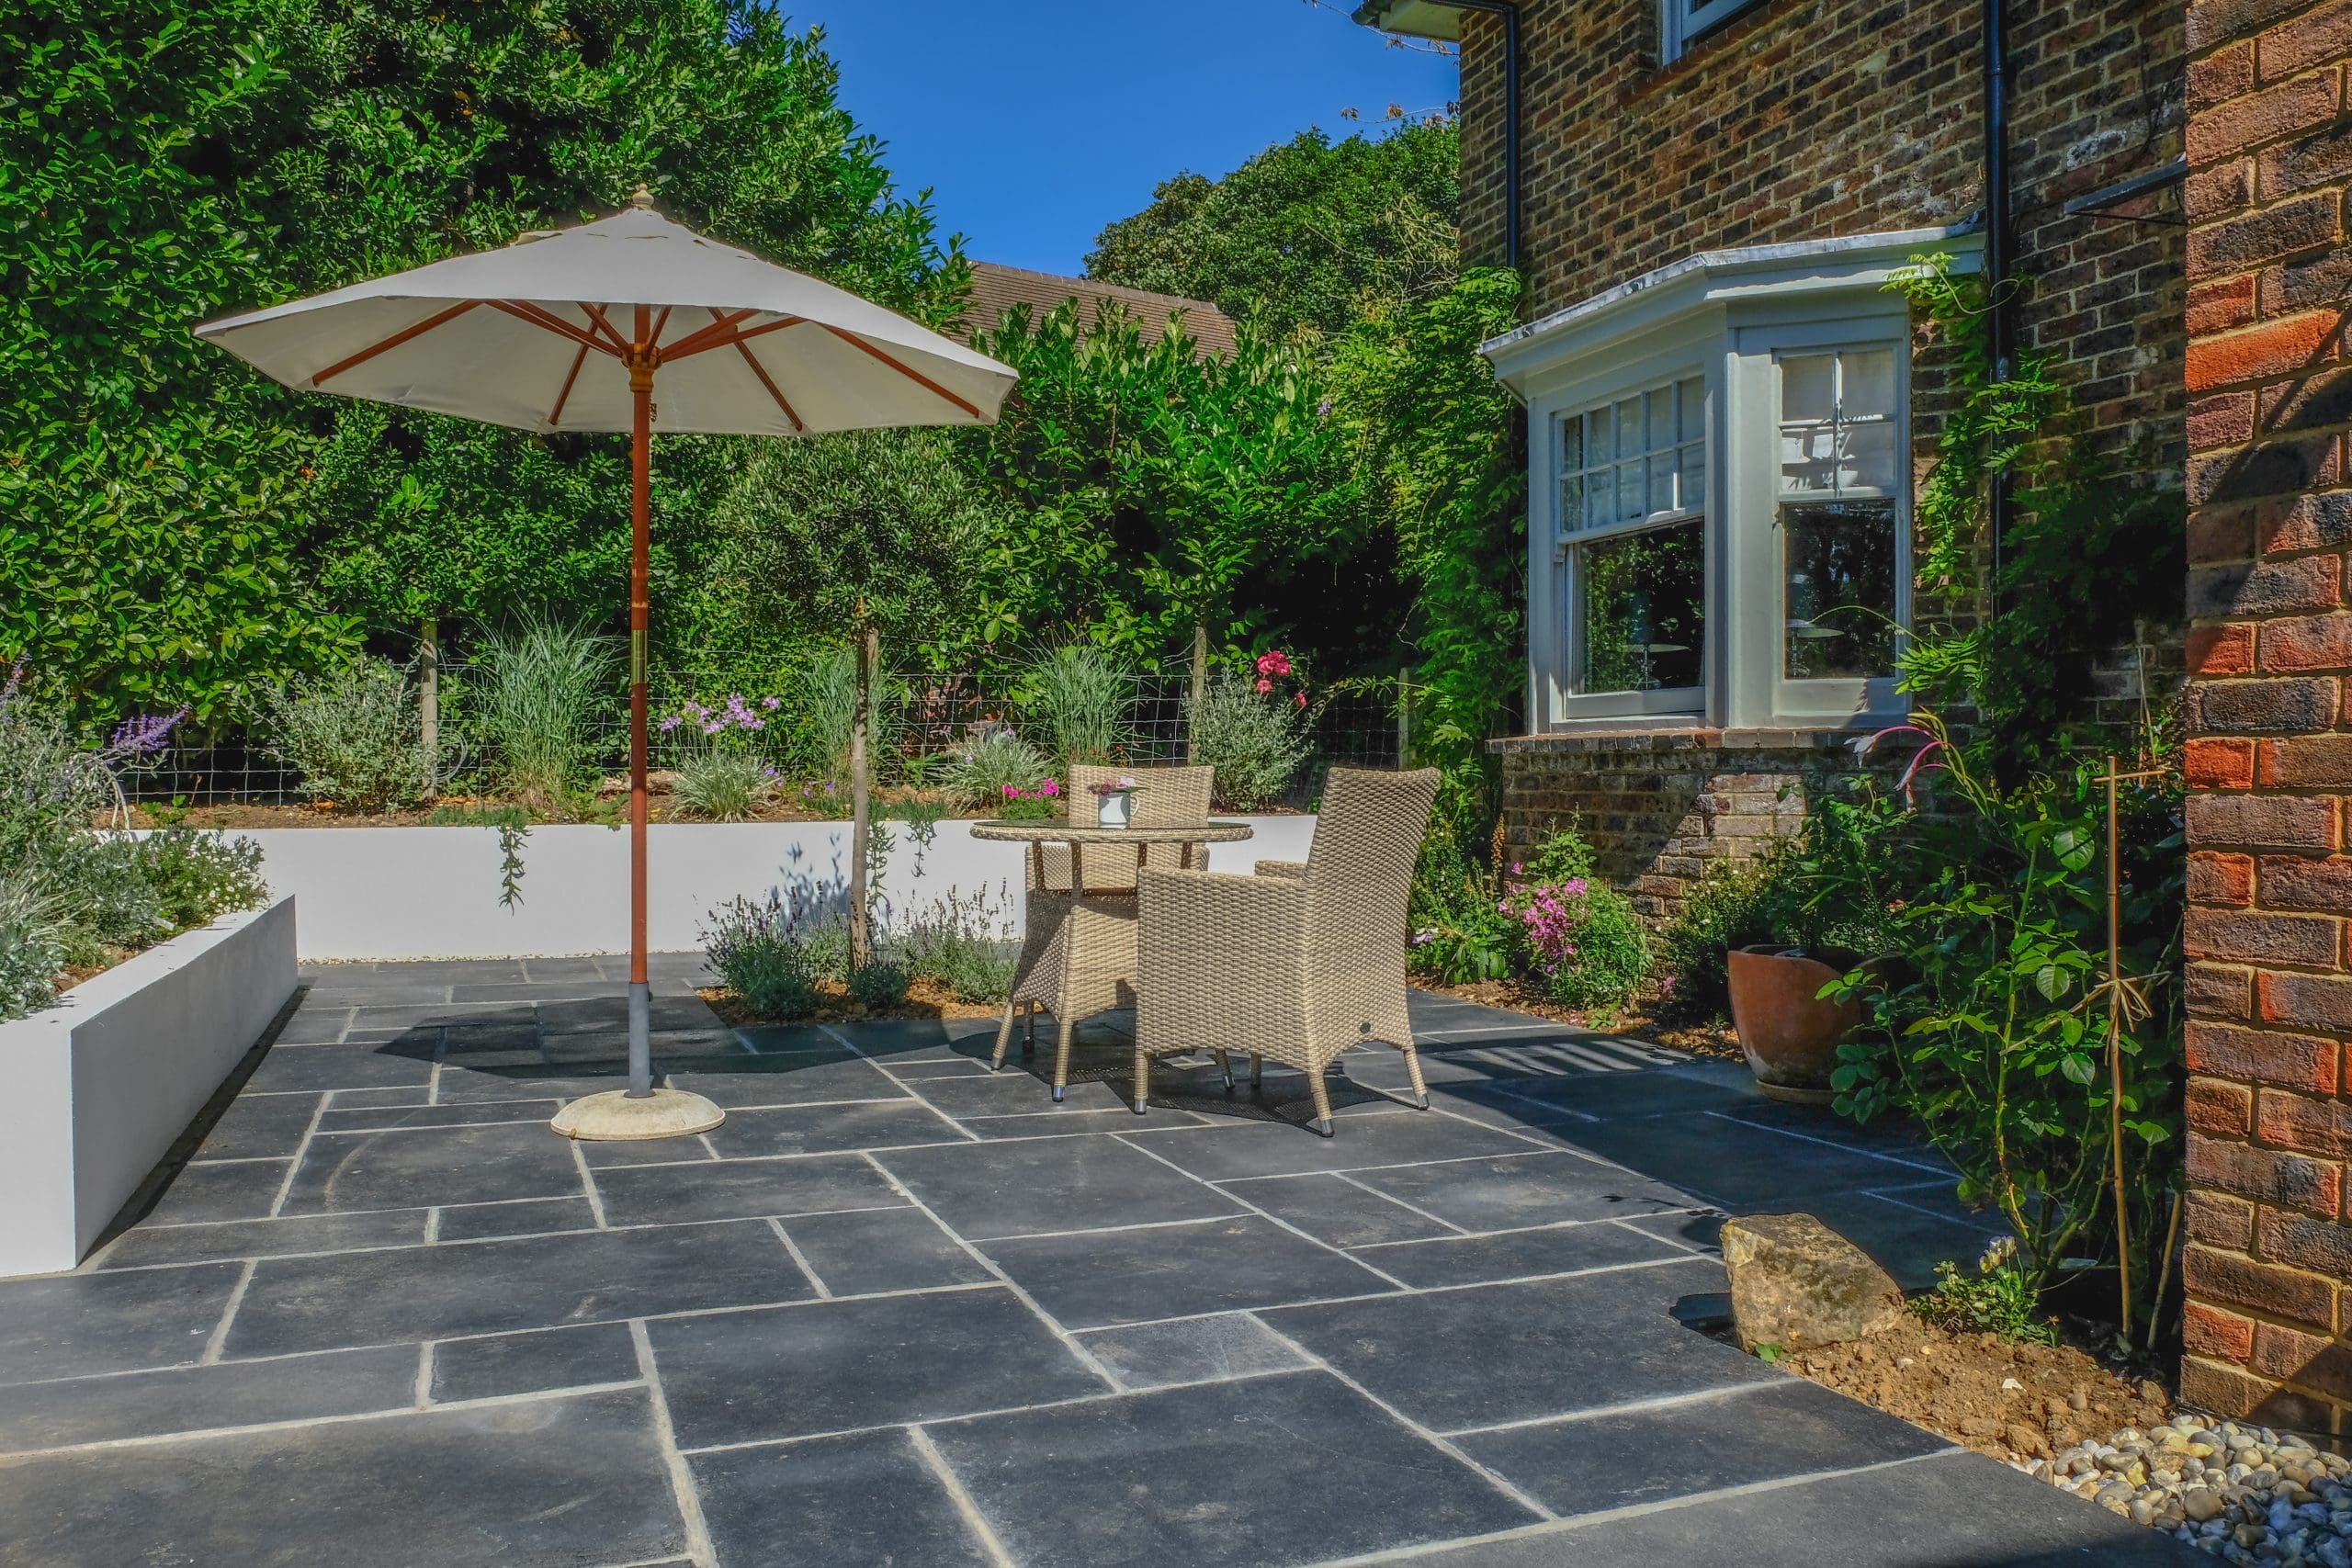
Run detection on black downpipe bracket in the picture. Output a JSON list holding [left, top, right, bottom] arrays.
[[1437, 0, 1521, 271], [1984, 0, 2011, 610]]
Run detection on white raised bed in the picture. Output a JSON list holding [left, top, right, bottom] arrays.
[[0, 897, 298, 1278], [231, 816, 1319, 962]]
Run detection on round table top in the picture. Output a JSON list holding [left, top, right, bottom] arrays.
[[967, 819, 1256, 845]]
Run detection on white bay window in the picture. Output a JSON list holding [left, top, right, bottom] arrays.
[[1487, 228, 1973, 735]]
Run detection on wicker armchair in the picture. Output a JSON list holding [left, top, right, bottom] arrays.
[[1131, 767, 1440, 1136], [991, 763, 1215, 1101]]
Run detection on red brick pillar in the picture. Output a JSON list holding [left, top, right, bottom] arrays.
[[2182, 0, 2352, 1431]]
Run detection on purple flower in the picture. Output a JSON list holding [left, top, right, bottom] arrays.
[[104, 707, 186, 761]]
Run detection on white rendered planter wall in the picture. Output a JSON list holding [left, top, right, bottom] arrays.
[[227, 817, 1320, 961], [0, 897, 299, 1279]]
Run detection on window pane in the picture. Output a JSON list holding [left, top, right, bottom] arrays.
[[1781, 423, 1836, 494], [1578, 520, 1704, 695], [1647, 451, 1676, 515], [1680, 439, 1706, 512], [1840, 421, 1897, 491], [1617, 460, 1645, 523], [1781, 354, 1835, 422], [1783, 501, 1897, 680], [1646, 388, 1673, 448], [1586, 465, 1614, 529], [1616, 397, 1645, 451], [1559, 474, 1582, 536], [1560, 416, 1582, 473], [1841, 348, 1896, 417], [1589, 406, 1613, 465], [1679, 377, 1706, 440]]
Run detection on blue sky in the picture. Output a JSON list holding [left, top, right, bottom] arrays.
[[782, 1, 1460, 276]]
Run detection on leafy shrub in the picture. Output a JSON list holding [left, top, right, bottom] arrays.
[[673, 750, 775, 822], [995, 785, 1060, 822], [259, 659, 435, 811], [1503, 829, 1649, 1011], [1913, 1237, 2057, 1346], [1657, 848, 1810, 1018], [942, 728, 1050, 808], [793, 779, 852, 819], [0, 871, 67, 1021], [1408, 792, 1519, 984], [135, 831, 266, 932], [899, 885, 1018, 1003], [848, 959, 910, 1009], [703, 889, 830, 1020], [1020, 645, 1134, 765], [477, 620, 614, 814], [797, 647, 859, 783], [1190, 674, 1309, 810]]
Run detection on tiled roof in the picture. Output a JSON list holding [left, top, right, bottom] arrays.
[[956, 261, 1240, 361]]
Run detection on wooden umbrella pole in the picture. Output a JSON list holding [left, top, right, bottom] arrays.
[[627, 308, 655, 1098]]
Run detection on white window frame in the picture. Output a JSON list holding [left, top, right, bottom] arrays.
[[1662, 0, 1768, 60]]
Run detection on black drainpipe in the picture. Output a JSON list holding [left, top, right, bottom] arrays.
[[1422, 0, 1521, 271], [1984, 0, 2011, 607]]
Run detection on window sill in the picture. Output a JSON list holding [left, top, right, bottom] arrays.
[[1486, 724, 1888, 757]]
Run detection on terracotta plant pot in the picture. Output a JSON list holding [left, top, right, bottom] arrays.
[[1724, 943, 1867, 1105]]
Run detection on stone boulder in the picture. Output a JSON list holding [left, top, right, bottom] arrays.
[[1720, 1212, 1905, 1353]]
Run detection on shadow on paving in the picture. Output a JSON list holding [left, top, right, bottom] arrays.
[[0, 960, 2194, 1568]]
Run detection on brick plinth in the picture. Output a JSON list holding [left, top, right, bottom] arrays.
[[1489, 729, 1864, 921], [2183, 0, 2352, 1437]]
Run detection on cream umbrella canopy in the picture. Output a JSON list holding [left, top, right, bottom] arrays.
[[198, 189, 1018, 1140]]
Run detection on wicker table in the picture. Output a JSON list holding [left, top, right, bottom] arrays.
[[969, 819, 1254, 1100]]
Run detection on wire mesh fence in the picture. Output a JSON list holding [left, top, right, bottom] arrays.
[[117, 645, 1408, 808]]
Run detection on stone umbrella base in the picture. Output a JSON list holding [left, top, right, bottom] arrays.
[[550, 1089, 726, 1141]]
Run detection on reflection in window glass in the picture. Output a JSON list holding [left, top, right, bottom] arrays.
[[1778, 348, 1898, 498], [1558, 377, 1704, 535], [1579, 521, 1704, 694], [1783, 501, 1897, 679]]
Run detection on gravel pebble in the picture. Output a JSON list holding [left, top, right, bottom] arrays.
[[2024, 1415, 2352, 1562]]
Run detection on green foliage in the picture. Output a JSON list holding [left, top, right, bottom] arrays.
[[1408, 791, 1518, 984], [703, 889, 830, 1021], [134, 831, 267, 932], [0, 871, 68, 1022], [258, 658, 435, 811], [474, 621, 616, 815], [1188, 674, 1310, 810], [847, 958, 910, 1010], [1657, 852, 1808, 1018], [673, 750, 773, 822], [791, 648, 862, 784], [1019, 645, 1136, 767], [942, 730, 1052, 811], [1087, 120, 1460, 347], [1328, 269, 1527, 775], [1884, 255, 2186, 776], [898, 885, 1017, 1004], [1914, 1237, 2060, 1346], [963, 302, 1366, 665], [993, 790, 1060, 823], [1503, 829, 1650, 1012], [1823, 719, 2184, 1316]]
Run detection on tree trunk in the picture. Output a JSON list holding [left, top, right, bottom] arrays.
[[1186, 620, 1208, 762], [848, 613, 876, 973], [418, 616, 440, 800]]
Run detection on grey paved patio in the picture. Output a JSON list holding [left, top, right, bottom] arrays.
[[0, 957, 2194, 1566]]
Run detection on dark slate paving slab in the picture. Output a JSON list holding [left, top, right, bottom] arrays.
[[646, 1286, 1106, 1449], [702, 1100, 970, 1158], [192, 1092, 322, 1160], [577, 1134, 717, 1168], [225, 1221, 814, 1356], [822, 1017, 999, 1066], [873, 1134, 1248, 1241], [930, 1371, 1540, 1567], [1262, 1261, 1774, 1433], [1219, 1172, 1462, 1247], [0, 1388, 687, 1568], [429, 1064, 639, 1104], [433, 1196, 602, 1243], [429, 1322, 640, 1404], [963, 1107, 1217, 1140], [1394, 1450, 2204, 1565], [269, 1006, 353, 1045], [315, 1099, 562, 1134], [95, 1209, 429, 1269], [0, 1263, 244, 1383], [1344, 1149, 1702, 1232], [324, 1085, 435, 1109], [1459, 1377, 1953, 1517], [776, 1206, 993, 1297], [142, 1159, 292, 1224], [278, 1122, 586, 1215], [1464, 1066, 1758, 1122], [0, 1344, 417, 1452], [693, 1427, 997, 1568], [243, 1043, 436, 1094], [1353, 1217, 1697, 1288], [908, 1067, 1138, 1119], [590, 1154, 905, 1229], [978, 1214, 1396, 1330], [1545, 1113, 1941, 1213], [1078, 1313, 1312, 1391], [1715, 1097, 1948, 1163], [1126, 1110, 1542, 1182], [662, 1054, 906, 1110]]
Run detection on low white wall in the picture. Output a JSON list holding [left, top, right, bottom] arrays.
[[231, 816, 1321, 961], [0, 897, 299, 1278]]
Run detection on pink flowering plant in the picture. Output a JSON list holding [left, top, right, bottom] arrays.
[[1498, 828, 1651, 1012], [662, 693, 784, 822]]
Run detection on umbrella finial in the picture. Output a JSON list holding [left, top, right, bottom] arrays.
[[629, 183, 655, 210]]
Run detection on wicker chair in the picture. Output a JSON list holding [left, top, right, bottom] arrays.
[[1131, 766, 1440, 1136], [991, 763, 1215, 1101]]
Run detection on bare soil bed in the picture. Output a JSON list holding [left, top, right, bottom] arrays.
[[1409, 976, 1744, 1062], [700, 978, 1003, 1026]]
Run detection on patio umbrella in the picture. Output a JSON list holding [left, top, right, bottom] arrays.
[[197, 188, 1018, 1140]]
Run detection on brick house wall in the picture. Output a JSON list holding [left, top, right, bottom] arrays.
[[2179, 0, 2352, 1434], [1454, 0, 2185, 919]]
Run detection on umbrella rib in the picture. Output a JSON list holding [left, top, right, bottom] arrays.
[[819, 323, 985, 420], [731, 338, 806, 433], [311, 299, 482, 387], [582, 302, 634, 355], [492, 300, 620, 357], [660, 309, 762, 362], [664, 314, 805, 361], [548, 340, 592, 430]]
